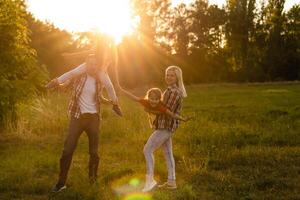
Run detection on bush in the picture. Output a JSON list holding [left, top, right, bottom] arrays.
[[0, 0, 48, 125]]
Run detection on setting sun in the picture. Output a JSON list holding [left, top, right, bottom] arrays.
[[27, 0, 136, 43], [27, 0, 298, 43]]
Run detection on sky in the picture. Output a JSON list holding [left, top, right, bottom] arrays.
[[26, 0, 299, 35]]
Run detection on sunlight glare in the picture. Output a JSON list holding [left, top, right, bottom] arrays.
[[27, 0, 136, 43], [88, 0, 136, 43]]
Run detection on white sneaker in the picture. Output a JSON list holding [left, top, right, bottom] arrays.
[[142, 175, 157, 192]]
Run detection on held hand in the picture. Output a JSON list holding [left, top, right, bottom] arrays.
[[151, 124, 155, 130], [45, 78, 59, 89]]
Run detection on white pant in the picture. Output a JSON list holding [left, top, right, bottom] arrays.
[[143, 129, 176, 181], [98, 70, 117, 103]]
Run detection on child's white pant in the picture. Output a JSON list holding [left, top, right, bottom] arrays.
[[98, 70, 117, 103], [143, 129, 176, 181]]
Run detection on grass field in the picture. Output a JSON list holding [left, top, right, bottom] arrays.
[[0, 82, 300, 200]]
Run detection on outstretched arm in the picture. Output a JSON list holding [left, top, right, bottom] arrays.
[[144, 106, 194, 122], [57, 63, 86, 84], [165, 109, 193, 122], [144, 107, 162, 115], [119, 87, 140, 102], [45, 63, 86, 89], [62, 48, 96, 59]]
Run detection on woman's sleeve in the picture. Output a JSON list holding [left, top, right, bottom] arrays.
[[57, 63, 86, 84]]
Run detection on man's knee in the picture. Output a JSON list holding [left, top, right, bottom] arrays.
[[89, 152, 99, 162], [61, 148, 74, 159]]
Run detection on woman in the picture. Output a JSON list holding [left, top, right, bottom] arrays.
[[142, 66, 187, 192]]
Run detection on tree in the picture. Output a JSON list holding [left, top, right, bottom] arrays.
[[27, 14, 77, 78], [189, 1, 228, 82], [282, 4, 300, 79], [225, 0, 256, 80], [0, 0, 47, 124], [263, 0, 286, 80]]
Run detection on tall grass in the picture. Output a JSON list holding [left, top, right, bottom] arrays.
[[0, 83, 299, 200]]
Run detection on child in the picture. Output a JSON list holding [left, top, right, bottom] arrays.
[[120, 87, 191, 125], [140, 66, 187, 192], [52, 35, 122, 116]]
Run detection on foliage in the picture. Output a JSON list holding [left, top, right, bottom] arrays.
[[26, 14, 79, 78], [0, 0, 47, 124], [125, 0, 299, 83]]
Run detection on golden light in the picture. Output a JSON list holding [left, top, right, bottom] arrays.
[[27, 0, 137, 43], [27, 0, 239, 43], [82, 0, 137, 43]]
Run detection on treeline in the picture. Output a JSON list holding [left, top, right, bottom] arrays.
[[119, 0, 300, 84], [0, 0, 299, 124], [25, 0, 300, 86]]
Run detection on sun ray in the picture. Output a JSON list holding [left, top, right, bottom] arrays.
[[27, 0, 137, 43]]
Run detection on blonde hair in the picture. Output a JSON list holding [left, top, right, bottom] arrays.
[[166, 66, 187, 98], [145, 88, 163, 100]]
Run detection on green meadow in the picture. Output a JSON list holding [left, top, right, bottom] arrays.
[[0, 82, 299, 200]]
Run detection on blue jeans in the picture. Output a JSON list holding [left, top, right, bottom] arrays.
[[143, 129, 176, 181]]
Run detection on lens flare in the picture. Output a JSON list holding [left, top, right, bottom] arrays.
[[129, 178, 141, 187], [112, 175, 151, 199], [124, 193, 152, 200]]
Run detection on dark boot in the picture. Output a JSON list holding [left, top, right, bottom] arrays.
[[89, 155, 99, 183]]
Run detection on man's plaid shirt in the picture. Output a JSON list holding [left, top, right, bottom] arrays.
[[153, 85, 183, 133], [68, 74, 102, 119]]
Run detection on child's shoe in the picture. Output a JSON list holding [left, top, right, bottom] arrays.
[[112, 104, 123, 117]]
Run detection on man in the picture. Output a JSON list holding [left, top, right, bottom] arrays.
[[46, 55, 108, 192]]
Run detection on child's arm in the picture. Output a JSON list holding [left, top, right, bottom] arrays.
[[62, 48, 95, 59], [119, 87, 139, 102], [165, 109, 193, 122], [45, 64, 86, 89], [144, 107, 162, 115]]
